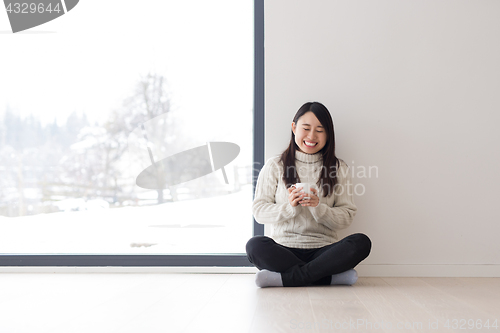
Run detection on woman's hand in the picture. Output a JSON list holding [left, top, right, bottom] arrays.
[[299, 188, 319, 207], [288, 186, 304, 207]]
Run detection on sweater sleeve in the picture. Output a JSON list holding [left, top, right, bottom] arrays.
[[252, 158, 303, 224], [308, 161, 357, 230]]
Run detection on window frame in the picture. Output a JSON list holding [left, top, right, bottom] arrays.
[[0, 0, 264, 267]]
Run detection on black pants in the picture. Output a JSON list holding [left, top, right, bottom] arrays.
[[245, 233, 371, 287]]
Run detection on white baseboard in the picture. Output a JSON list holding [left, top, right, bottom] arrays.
[[1, 265, 499, 276], [356, 264, 500, 277]]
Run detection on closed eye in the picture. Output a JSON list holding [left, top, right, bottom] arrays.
[[303, 128, 323, 133]]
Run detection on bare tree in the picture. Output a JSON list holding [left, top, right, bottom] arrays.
[[104, 73, 174, 204]]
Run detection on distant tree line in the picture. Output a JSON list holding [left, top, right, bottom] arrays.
[[0, 108, 90, 151]]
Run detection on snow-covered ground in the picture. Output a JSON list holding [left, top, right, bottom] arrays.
[[0, 185, 254, 255]]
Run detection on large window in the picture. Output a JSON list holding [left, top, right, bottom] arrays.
[[0, 0, 263, 265]]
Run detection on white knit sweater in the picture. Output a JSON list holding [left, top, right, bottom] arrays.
[[252, 150, 357, 248]]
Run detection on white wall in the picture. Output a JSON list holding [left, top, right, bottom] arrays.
[[265, 0, 500, 276]]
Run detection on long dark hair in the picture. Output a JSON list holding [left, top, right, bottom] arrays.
[[279, 102, 339, 197]]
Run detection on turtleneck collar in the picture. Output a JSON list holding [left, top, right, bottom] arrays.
[[295, 150, 322, 164]]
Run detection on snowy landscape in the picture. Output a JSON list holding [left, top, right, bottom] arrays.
[[0, 185, 253, 254]]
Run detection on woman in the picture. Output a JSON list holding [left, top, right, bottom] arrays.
[[246, 102, 371, 287]]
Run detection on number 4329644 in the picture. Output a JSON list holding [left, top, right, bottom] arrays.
[[444, 319, 498, 330], [6, 3, 62, 14]]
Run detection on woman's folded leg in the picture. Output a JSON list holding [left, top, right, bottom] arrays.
[[246, 235, 310, 287], [245, 235, 305, 272]]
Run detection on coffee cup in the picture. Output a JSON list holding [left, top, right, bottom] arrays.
[[292, 183, 315, 199]]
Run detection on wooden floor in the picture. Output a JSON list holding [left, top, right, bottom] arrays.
[[0, 274, 499, 333]]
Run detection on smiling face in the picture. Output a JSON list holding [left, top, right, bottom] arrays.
[[291, 111, 327, 154]]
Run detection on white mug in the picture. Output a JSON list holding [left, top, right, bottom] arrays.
[[292, 183, 315, 199]]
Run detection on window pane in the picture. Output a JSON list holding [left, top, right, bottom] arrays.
[[0, 0, 254, 255]]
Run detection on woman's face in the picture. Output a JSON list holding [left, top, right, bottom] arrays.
[[292, 111, 327, 154]]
